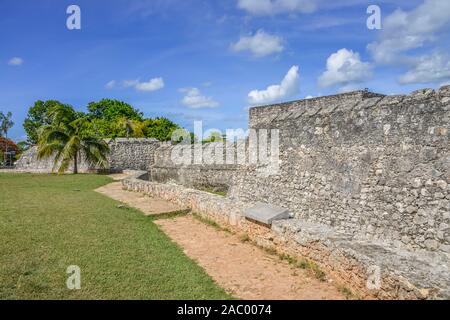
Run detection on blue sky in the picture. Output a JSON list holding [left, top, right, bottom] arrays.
[[1, 0, 450, 141]]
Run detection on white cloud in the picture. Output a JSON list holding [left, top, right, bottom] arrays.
[[248, 65, 299, 105], [122, 79, 139, 88], [8, 57, 24, 66], [105, 80, 116, 89], [237, 0, 318, 16], [181, 88, 219, 109], [231, 30, 284, 57], [368, 0, 450, 65], [399, 52, 450, 84], [122, 78, 165, 92], [318, 48, 372, 88], [338, 84, 365, 93], [367, 0, 450, 85], [135, 78, 165, 92]]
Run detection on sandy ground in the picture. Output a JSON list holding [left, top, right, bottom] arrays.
[[156, 216, 345, 300], [97, 179, 345, 300], [95, 182, 187, 215]]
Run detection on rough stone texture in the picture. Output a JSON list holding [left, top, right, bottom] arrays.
[[14, 138, 160, 173], [108, 138, 160, 172], [234, 86, 450, 256], [13, 146, 95, 173]]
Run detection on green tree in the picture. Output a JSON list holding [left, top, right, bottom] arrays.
[[23, 100, 66, 144], [87, 99, 143, 122], [116, 117, 145, 138], [143, 117, 180, 141], [37, 105, 109, 174]]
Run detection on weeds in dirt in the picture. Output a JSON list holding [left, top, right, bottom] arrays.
[[247, 242, 328, 282], [192, 213, 233, 234], [338, 286, 357, 300], [239, 234, 250, 243], [150, 209, 191, 221]]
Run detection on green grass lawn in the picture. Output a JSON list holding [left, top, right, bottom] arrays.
[[0, 173, 230, 300]]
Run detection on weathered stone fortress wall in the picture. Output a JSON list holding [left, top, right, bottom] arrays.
[[15, 138, 160, 173], [146, 87, 450, 256], [107, 138, 160, 172], [236, 87, 450, 255]]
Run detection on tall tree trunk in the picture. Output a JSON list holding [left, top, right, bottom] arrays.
[[73, 152, 78, 174]]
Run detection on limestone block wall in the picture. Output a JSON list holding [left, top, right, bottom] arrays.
[[15, 138, 161, 173], [234, 86, 450, 254], [13, 146, 95, 173], [107, 138, 160, 172]]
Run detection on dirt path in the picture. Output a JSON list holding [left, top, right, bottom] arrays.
[[97, 179, 345, 300], [96, 182, 187, 216], [155, 216, 345, 300]]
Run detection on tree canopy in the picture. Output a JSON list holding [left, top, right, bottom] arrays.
[[23, 99, 182, 142], [23, 100, 66, 144], [87, 99, 143, 122]]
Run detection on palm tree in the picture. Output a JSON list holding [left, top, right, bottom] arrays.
[[37, 105, 110, 174], [0, 111, 14, 139], [0, 111, 14, 166]]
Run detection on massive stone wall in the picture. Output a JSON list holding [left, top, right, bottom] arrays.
[[235, 86, 450, 255], [14, 138, 161, 173], [108, 138, 160, 172]]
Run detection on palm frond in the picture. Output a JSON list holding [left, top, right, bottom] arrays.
[[81, 138, 110, 169]]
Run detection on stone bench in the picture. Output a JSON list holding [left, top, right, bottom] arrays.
[[244, 202, 291, 226]]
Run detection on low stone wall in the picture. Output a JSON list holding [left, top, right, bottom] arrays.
[[122, 172, 450, 300], [14, 138, 161, 173], [13, 146, 95, 173]]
